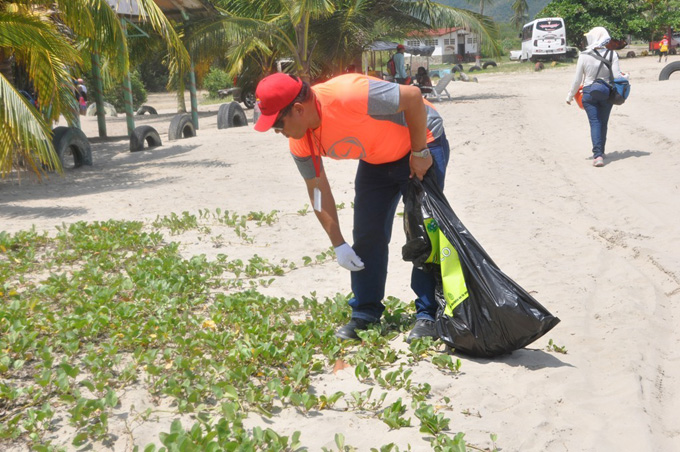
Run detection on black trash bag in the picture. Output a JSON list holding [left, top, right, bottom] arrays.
[[402, 176, 432, 268], [402, 171, 560, 357]]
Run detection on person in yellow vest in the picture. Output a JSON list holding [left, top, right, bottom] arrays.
[[659, 35, 669, 63]]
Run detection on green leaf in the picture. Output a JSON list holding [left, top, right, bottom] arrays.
[[105, 390, 118, 407], [170, 419, 183, 434], [72, 432, 89, 446], [59, 362, 79, 378]]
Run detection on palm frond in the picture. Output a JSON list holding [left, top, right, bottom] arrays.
[[0, 11, 80, 124], [0, 74, 60, 178]]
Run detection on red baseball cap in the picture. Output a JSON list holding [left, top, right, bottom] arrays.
[[397, 44, 405, 50], [254, 73, 303, 132]]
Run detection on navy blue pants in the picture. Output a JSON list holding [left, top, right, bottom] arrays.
[[348, 133, 451, 322]]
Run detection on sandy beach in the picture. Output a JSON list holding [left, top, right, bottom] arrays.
[[2, 55, 680, 451]]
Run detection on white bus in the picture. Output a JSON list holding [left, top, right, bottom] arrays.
[[520, 17, 566, 62]]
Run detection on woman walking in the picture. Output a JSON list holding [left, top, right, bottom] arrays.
[[566, 27, 625, 167]]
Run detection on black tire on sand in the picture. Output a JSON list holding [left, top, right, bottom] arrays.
[[136, 105, 158, 115], [217, 102, 248, 129], [659, 61, 680, 81], [130, 125, 162, 152], [168, 114, 196, 141], [51, 126, 92, 169]]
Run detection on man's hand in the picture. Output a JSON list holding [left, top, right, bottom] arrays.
[[410, 154, 433, 181], [334, 243, 365, 271]]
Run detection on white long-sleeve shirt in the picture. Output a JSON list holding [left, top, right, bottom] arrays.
[[566, 49, 623, 102]]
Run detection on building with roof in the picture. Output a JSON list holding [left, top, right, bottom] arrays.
[[404, 28, 479, 64], [107, 0, 215, 20]]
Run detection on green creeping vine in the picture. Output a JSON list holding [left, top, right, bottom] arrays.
[[0, 212, 496, 451]]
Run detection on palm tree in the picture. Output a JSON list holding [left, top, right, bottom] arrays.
[[190, 0, 335, 82], [311, 0, 499, 74], [0, 0, 189, 179], [511, 0, 529, 30], [464, 0, 498, 63], [188, 0, 499, 83]]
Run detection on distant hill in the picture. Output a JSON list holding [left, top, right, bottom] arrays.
[[436, 0, 551, 23]]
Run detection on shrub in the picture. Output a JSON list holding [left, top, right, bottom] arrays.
[[102, 70, 148, 111], [203, 68, 231, 98], [136, 56, 170, 92]]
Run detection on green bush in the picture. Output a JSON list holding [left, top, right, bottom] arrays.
[[203, 68, 231, 98], [102, 70, 148, 112], [136, 53, 170, 92]]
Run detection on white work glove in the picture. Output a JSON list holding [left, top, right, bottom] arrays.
[[334, 243, 365, 271]]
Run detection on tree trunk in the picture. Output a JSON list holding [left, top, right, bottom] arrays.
[[176, 79, 187, 113], [476, 1, 485, 65], [294, 21, 311, 83]]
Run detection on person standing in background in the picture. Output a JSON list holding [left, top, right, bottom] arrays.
[[394, 44, 408, 84], [77, 78, 88, 115], [659, 35, 669, 63]]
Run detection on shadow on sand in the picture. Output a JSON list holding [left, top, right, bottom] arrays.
[[603, 149, 651, 164], [0, 139, 223, 217], [454, 346, 573, 370], [453, 93, 519, 102]]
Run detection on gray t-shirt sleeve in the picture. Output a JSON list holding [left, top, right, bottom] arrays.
[[291, 153, 322, 180], [366, 79, 443, 139], [367, 80, 400, 115]]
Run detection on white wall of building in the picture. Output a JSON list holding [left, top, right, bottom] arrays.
[[404, 30, 478, 59]]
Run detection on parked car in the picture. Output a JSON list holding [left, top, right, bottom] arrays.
[[218, 84, 255, 109], [509, 50, 522, 61], [218, 58, 295, 110]]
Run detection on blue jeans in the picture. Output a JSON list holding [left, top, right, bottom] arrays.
[[348, 133, 451, 323], [582, 86, 613, 159]]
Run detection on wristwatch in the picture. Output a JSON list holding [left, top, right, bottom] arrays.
[[411, 148, 431, 158]]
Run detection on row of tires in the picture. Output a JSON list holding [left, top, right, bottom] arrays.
[[54, 101, 250, 168], [448, 61, 497, 74], [85, 103, 160, 117], [130, 101, 248, 152]]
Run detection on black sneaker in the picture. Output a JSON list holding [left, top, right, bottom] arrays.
[[335, 318, 379, 340], [406, 319, 437, 343]]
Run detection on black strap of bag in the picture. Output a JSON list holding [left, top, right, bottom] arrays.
[[592, 49, 615, 84], [593, 49, 627, 104]]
